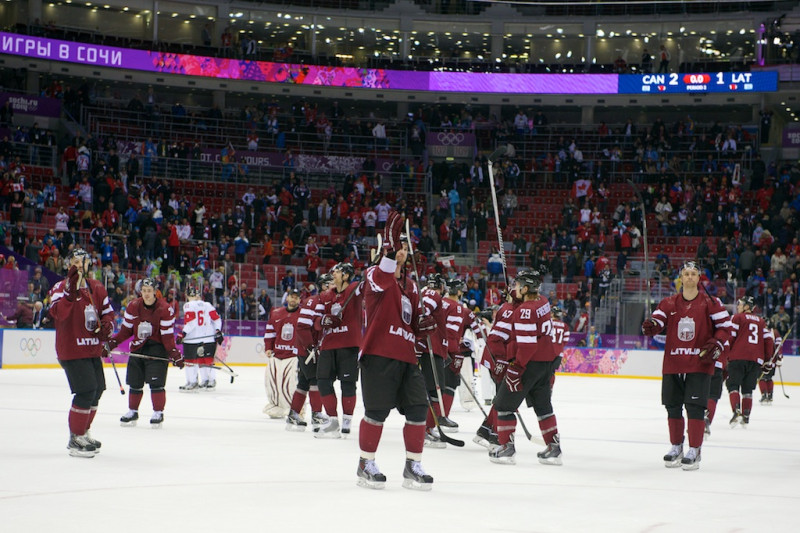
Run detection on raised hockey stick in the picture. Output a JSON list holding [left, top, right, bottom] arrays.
[[406, 217, 464, 447], [111, 350, 239, 377], [103, 343, 125, 395], [627, 179, 651, 317], [488, 145, 510, 286]]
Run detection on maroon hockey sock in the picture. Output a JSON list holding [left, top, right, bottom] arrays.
[[767, 381, 774, 394], [538, 414, 558, 445], [86, 407, 98, 431], [290, 390, 307, 413], [342, 395, 356, 416], [758, 380, 767, 394], [442, 393, 454, 417], [359, 418, 383, 454], [497, 416, 516, 445], [403, 423, 426, 454], [321, 394, 338, 417], [742, 397, 753, 417], [706, 399, 717, 423], [687, 418, 705, 448], [152, 390, 166, 411], [667, 417, 685, 445], [68, 404, 91, 435], [308, 389, 323, 413], [489, 407, 498, 431], [729, 391, 741, 412], [129, 390, 143, 410]]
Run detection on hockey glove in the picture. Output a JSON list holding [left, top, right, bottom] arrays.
[[490, 358, 509, 383], [320, 314, 342, 328], [416, 313, 437, 334], [641, 319, 661, 336], [98, 320, 113, 341], [459, 340, 473, 356], [448, 354, 465, 373], [504, 361, 524, 392], [761, 361, 775, 373], [382, 210, 405, 255], [214, 330, 224, 345], [65, 265, 81, 301], [175, 332, 185, 345], [698, 338, 724, 361], [169, 348, 185, 369]]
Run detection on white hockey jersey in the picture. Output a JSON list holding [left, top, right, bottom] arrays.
[[182, 300, 222, 344]]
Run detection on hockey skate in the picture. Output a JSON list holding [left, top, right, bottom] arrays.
[[311, 411, 328, 433], [759, 393, 769, 404], [179, 382, 199, 393], [198, 381, 208, 390], [402, 459, 433, 491], [285, 410, 308, 432], [424, 428, 446, 449], [150, 411, 164, 429], [537, 436, 563, 466], [438, 416, 459, 433], [729, 410, 743, 428], [356, 457, 386, 490], [766, 392, 774, 404], [84, 430, 102, 450], [342, 415, 353, 436], [489, 441, 516, 464], [67, 433, 98, 458], [473, 424, 499, 450], [204, 380, 216, 391], [314, 417, 341, 439], [741, 415, 750, 427], [703, 416, 712, 437], [681, 446, 701, 470], [120, 410, 139, 427], [663, 443, 684, 468]]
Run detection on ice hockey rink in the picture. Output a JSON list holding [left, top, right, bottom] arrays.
[[1, 366, 798, 533]]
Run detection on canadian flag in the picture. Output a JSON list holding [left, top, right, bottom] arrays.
[[572, 179, 593, 199]]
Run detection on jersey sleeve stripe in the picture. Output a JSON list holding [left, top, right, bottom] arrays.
[[161, 328, 174, 334], [264, 333, 277, 339], [446, 324, 459, 331], [122, 320, 133, 328], [297, 318, 314, 326], [711, 311, 729, 321]]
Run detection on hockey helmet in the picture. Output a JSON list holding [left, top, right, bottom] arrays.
[[680, 261, 701, 274], [427, 273, 446, 290], [186, 286, 200, 298], [738, 296, 755, 311], [332, 262, 354, 280], [514, 269, 543, 294], [551, 305, 564, 319], [445, 278, 466, 296], [67, 247, 90, 263], [316, 273, 334, 290], [135, 277, 157, 296]]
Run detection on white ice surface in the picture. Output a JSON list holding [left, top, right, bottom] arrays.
[[0, 368, 798, 533]]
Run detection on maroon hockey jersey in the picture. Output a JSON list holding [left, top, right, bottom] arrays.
[[263, 306, 303, 359], [317, 281, 363, 351], [48, 278, 114, 361], [445, 300, 482, 356], [295, 293, 323, 352], [727, 312, 774, 365], [650, 292, 731, 375], [509, 296, 556, 366], [484, 301, 517, 367], [550, 319, 571, 355], [112, 297, 178, 353], [361, 256, 422, 365], [421, 287, 448, 358]]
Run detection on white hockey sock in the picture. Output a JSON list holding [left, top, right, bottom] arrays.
[[200, 366, 211, 383], [186, 365, 199, 384]]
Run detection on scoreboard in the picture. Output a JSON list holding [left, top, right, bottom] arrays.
[[618, 71, 778, 94]]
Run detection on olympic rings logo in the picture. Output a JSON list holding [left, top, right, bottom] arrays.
[[255, 343, 265, 354], [436, 132, 465, 146], [20, 337, 42, 358]]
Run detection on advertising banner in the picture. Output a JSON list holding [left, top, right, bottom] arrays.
[[0, 92, 61, 118]]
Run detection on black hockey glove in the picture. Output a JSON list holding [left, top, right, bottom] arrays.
[[215, 330, 224, 345], [175, 332, 185, 345]]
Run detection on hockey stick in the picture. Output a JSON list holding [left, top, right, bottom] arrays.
[[777, 365, 790, 399], [103, 342, 125, 395], [473, 321, 542, 445], [456, 371, 488, 419], [406, 217, 464, 447], [488, 145, 510, 287], [214, 355, 237, 384], [627, 179, 651, 318], [111, 350, 239, 377]]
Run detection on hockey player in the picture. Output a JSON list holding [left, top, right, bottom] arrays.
[[49, 247, 114, 457], [758, 320, 782, 404], [290, 273, 333, 431], [641, 261, 731, 470], [442, 278, 483, 429], [419, 272, 450, 447], [548, 306, 570, 390], [313, 262, 363, 438], [262, 288, 303, 419], [489, 269, 562, 466], [474, 295, 518, 450], [356, 211, 437, 491], [726, 296, 774, 427], [109, 278, 184, 428], [177, 286, 223, 392]]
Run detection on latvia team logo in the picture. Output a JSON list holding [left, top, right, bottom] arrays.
[[281, 322, 294, 341], [677, 317, 696, 342]]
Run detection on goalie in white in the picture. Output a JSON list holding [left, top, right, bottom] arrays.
[[177, 286, 224, 391]]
